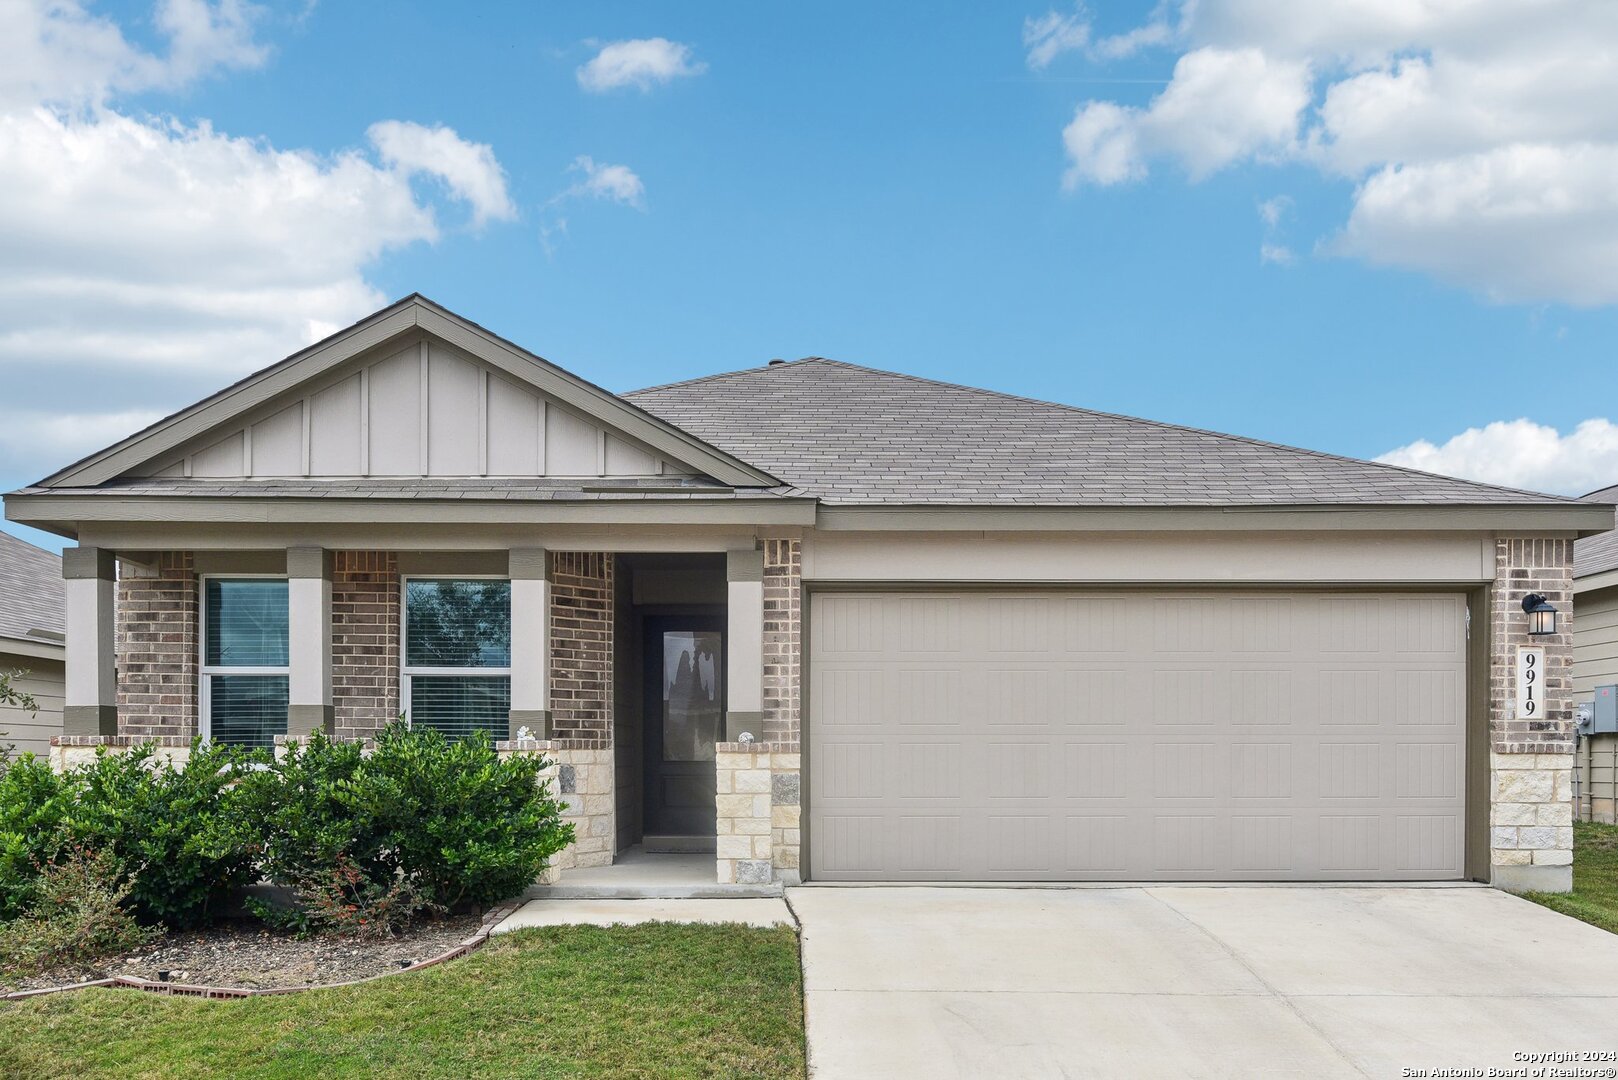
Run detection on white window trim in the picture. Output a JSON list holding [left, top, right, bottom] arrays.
[[198, 573, 290, 745], [399, 574, 513, 734]]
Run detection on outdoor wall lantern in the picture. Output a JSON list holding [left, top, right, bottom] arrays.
[[1522, 593, 1559, 636]]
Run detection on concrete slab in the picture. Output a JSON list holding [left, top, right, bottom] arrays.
[[790, 886, 1263, 995], [492, 897, 794, 932], [807, 990, 1362, 1080], [520, 847, 782, 899], [1147, 885, 1618, 997], [791, 885, 1618, 1080]]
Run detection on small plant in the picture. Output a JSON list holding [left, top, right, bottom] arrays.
[[0, 846, 159, 982], [296, 856, 440, 939]]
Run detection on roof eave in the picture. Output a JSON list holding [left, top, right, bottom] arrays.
[[813, 501, 1616, 534]]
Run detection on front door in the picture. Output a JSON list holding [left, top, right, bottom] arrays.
[[643, 616, 724, 838]]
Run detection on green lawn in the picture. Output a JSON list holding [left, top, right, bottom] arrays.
[[0, 923, 806, 1080], [1526, 821, 1618, 934]]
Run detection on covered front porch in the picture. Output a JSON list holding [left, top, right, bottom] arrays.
[[55, 536, 803, 887]]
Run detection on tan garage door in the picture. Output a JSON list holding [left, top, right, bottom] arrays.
[[807, 591, 1468, 881]]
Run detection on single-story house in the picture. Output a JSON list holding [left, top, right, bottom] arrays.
[[0, 531, 65, 758], [1573, 482, 1618, 821], [4, 295, 1608, 892]]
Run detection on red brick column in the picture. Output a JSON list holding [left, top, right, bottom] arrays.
[[549, 552, 613, 747], [762, 538, 801, 749], [116, 552, 198, 738], [1489, 536, 1576, 892], [332, 551, 400, 741]]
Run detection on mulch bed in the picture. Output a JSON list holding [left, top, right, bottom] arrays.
[[3, 913, 489, 994]]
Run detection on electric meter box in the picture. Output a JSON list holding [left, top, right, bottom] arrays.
[[1592, 685, 1618, 734]]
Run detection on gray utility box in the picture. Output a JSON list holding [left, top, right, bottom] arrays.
[[1588, 685, 1618, 734]]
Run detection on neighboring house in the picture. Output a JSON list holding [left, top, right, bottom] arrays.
[[3, 295, 1609, 893], [1573, 482, 1618, 821], [0, 531, 65, 758]]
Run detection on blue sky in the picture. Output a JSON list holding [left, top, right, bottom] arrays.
[[4, 1, 1618, 551]]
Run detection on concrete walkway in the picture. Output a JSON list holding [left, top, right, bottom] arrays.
[[790, 885, 1618, 1079], [493, 896, 794, 932]]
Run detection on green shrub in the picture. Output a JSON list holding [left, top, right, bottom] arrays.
[[55, 742, 259, 928], [235, 724, 573, 919], [0, 756, 69, 921], [0, 846, 159, 982]]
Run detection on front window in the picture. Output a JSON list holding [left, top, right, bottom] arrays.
[[202, 578, 289, 748], [403, 578, 511, 740]]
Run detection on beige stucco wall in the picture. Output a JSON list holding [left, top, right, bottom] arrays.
[[0, 648, 64, 760], [801, 530, 1497, 583]]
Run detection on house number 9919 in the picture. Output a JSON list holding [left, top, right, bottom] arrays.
[[1515, 645, 1546, 721]]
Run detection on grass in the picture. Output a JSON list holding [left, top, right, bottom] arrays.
[[0, 923, 806, 1080], [1525, 821, 1618, 934]]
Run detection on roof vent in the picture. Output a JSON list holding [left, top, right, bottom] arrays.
[[767, 358, 786, 366]]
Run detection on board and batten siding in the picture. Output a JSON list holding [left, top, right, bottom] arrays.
[[1574, 586, 1618, 699], [139, 337, 686, 480], [1574, 584, 1618, 822], [0, 650, 64, 759]]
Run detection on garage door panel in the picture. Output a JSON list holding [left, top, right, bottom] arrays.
[[809, 590, 1468, 882]]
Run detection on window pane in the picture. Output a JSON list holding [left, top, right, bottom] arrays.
[[208, 674, 288, 748], [663, 630, 721, 762], [206, 579, 289, 667], [410, 675, 511, 740], [405, 580, 511, 668]]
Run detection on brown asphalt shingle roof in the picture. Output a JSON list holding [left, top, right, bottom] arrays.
[[627, 359, 1581, 508], [1575, 483, 1618, 579], [0, 532, 64, 646]]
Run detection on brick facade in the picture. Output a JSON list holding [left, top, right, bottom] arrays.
[[1490, 537, 1575, 754], [761, 538, 801, 749], [549, 552, 614, 747], [116, 552, 198, 738], [1488, 537, 1577, 889], [332, 551, 400, 741]]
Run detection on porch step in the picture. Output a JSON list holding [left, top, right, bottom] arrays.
[[520, 882, 783, 900], [642, 834, 717, 854]]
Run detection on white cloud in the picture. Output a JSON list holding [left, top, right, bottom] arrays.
[[1064, 47, 1311, 186], [1023, 9, 1090, 70], [576, 38, 706, 93], [1024, 2, 1177, 67], [1050, 0, 1618, 305], [0, 1, 520, 483], [0, 407, 167, 465], [368, 120, 515, 225], [1259, 242, 1295, 266], [565, 156, 645, 208], [0, 0, 266, 108], [1377, 418, 1618, 496]]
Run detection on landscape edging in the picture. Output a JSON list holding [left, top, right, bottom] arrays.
[[2, 901, 522, 1002]]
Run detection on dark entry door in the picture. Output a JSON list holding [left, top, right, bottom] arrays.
[[643, 616, 724, 837]]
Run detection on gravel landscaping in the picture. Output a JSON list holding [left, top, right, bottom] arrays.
[[3, 913, 487, 994]]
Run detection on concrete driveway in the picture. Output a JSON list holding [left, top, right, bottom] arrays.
[[789, 885, 1618, 1079]]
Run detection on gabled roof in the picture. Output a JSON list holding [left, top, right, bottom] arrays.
[[34, 295, 781, 491], [0, 532, 64, 653], [628, 358, 1587, 508], [1575, 483, 1618, 580]]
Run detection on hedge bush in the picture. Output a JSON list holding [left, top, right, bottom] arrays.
[[0, 745, 253, 928], [0, 724, 574, 936], [235, 724, 574, 914]]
